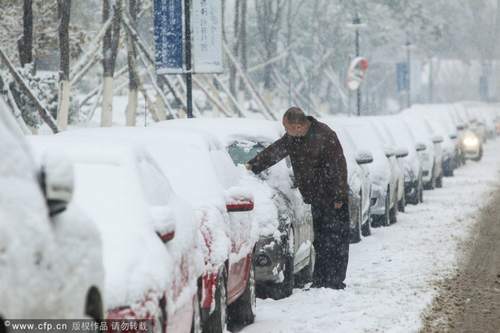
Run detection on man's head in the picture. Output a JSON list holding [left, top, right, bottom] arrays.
[[283, 107, 310, 137]]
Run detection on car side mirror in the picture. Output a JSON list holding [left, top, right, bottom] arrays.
[[432, 135, 444, 144], [355, 150, 374, 165], [415, 143, 426, 152], [395, 148, 409, 158], [449, 133, 458, 140], [384, 148, 395, 158], [151, 206, 176, 243], [39, 154, 74, 217]]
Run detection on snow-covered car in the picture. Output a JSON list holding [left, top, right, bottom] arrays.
[[153, 118, 316, 300], [76, 127, 259, 332], [460, 129, 483, 161], [0, 104, 105, 325], [323, 120, 374, 240], [366, 118, 407, 212], [29, 135, 204, 333], [401, 110, 444, 190], [372, 116, 425, 205], [412, 105, 459, 177], [328, 117, 400, 227]]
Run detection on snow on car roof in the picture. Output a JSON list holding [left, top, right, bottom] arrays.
[[154, 118, 283, 146], [28, 135, 173, 309]]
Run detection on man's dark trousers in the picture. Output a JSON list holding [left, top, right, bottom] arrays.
[[311, 202, 350, 288]]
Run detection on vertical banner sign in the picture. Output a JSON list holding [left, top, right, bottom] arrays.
[[154, 0, 184, 74], [192, 0, 224, 73]]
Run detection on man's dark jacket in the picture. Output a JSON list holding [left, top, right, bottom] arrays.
[[248, 116, 348, 206]]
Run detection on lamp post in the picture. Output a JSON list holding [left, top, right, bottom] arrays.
[[347, 13, 366, 116], [404, 37, 412, 108]]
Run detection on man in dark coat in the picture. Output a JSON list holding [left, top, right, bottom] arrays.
[[246, 107, 350, 289]]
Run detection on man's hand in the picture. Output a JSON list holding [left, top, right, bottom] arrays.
[[245, 163, 252, 171], [334, 202, 343, 209]]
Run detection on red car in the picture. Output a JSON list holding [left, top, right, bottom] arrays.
[[58, 127, 259, 332]]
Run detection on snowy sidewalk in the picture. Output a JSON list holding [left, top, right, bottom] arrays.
[[240, 139, 500, 333]]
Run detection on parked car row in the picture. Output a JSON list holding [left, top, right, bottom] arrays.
[[1, 100, 498, 333]]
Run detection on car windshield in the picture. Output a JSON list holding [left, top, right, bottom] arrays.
[[227, 140, 266, 165]]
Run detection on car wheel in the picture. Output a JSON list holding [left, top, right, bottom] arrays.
[[372, 190, 390, 228], [389, 188, 398, 224], [0, 316, 6, 333], [418, 179, 424, 203], [397, 189, 406, 213], [191, 292, 202, 333], [295, 244, 315, 288], [436, 173, 443, 188], [350, 200, 362, 243], [203, 268, 227, 333], [228, 263, 256, 327], [266, 229, 295, 300], [85, 287, 104, 321], [424, 166, 436, 190]]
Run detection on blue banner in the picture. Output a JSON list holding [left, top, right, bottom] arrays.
[[397, 63, 409, 92], [154, 0, 184, 74]]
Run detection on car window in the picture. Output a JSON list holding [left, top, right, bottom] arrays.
[[210, 148, 240, 189], [138, 158, 172, 206], [227, 140, 266, 166]]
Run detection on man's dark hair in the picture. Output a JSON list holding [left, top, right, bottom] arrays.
[[283, 107, 307, 124]]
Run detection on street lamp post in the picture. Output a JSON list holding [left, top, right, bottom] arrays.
[[348, 13, 365, 116], [354, 14, 361, 116], [405, 37, 412, 109]]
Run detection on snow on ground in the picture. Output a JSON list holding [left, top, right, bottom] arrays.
[[241, 138, 500, 333]]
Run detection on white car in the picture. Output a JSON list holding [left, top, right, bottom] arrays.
[[61, 127, 259, 332], [29, 135, 204, 333], [401, 110, 444, 190], [327, 117, 401, 227], [0, 102, 104, 324], [366, 118, 407, 212], [411, 105, 459, 177], [322, 120, 373, 240], [375, 115, 426, 205]]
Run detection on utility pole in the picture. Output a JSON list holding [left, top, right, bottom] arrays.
[[406, 37, 412, 108], [184, 0, 193, 118], [354, 13, 361, 116]]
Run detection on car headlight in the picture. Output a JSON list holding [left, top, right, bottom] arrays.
[[463, 135, 479, 148]]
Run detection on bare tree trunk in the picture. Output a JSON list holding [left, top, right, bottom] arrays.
[[56, 0, 71, 130], [18, 0, 33, 68], [126, 0, 139, 126], [229, 0, 240, 96], [101, 0, 122, 127], [240, 0, 247, 96]]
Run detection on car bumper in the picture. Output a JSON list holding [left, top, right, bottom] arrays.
[[254, 235, 285, 283]]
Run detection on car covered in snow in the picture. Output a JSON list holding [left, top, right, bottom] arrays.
[[64, 127, 260, 332], [411, 105, 459, 177], [29, 135, 204, 333], [322, 120, 374, 240], [371, 116, 425, 205], [0, 103, 105, 325], [401, 109, 444, 190], [154, 118, 316, 300], [327, 117, 401, 227]]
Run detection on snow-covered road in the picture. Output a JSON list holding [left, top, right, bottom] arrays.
[[240, 139, 500, 333]]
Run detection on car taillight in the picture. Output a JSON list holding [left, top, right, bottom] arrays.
[[226, 201, 254, 212]]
